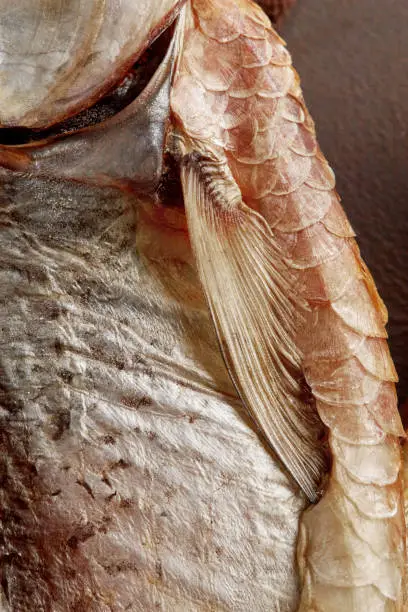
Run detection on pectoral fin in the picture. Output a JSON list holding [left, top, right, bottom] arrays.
[[179, 143, 326, 500]]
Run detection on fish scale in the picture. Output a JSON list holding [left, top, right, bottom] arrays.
[[171, 0, 406, 609]]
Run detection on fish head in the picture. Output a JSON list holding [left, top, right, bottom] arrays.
[[0, 0, 183, 129], [0, 0, 185, 195]]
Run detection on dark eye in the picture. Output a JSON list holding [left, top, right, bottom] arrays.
[[0, 23, 174, 147]]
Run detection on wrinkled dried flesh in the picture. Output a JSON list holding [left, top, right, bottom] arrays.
[[171, 1, 406, 610], [0, 168, 307, 611]]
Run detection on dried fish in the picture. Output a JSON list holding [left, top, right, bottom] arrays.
[[0, 1, 406, 611]]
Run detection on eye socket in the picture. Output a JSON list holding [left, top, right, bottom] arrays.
[[0, 24, 174, 147]]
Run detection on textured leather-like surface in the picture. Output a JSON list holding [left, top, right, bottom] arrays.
[[283, 0, 408, 403]]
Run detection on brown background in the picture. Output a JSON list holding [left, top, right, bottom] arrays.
[[281, 0, 408, 402]]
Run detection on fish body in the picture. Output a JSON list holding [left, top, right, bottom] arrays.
[[0, 3, 303, 609], [0, 1, 406, 610]]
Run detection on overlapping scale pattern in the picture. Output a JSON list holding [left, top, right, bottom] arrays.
[[171, 1, 406, 610]]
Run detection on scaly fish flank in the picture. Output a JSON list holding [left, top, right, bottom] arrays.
[[171, 1, 407, 610]]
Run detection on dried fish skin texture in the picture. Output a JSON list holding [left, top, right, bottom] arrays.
[[171, 1, 406, 610], [0, 170, 307, 611], [0, 0, 182, 128]]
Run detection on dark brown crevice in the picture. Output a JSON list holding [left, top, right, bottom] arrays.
[[76, 480, 95, 499], [0, 575, 9, 602], [157, 152, 185, 207]]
